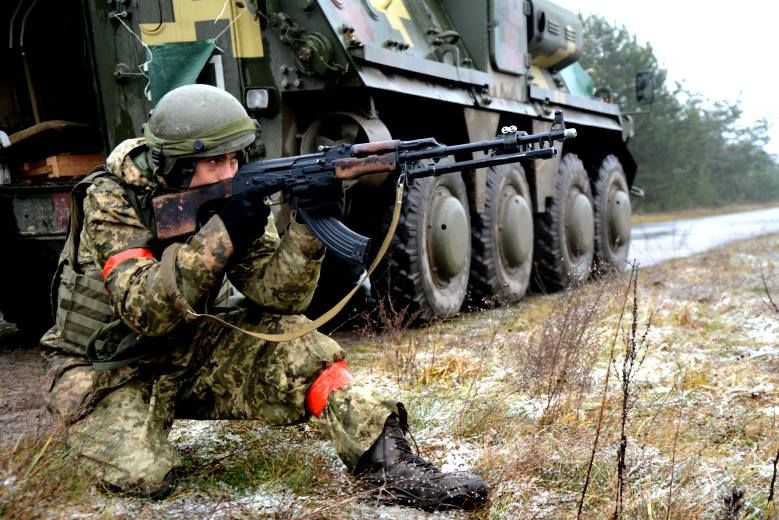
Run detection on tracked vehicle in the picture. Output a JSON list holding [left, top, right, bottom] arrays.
[[0, 0, 647, 333]]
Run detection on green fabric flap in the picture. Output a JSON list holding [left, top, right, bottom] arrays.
[[149, 40, 218, 106], [559, 62, 595, 99], [86, 320, 150, 372]]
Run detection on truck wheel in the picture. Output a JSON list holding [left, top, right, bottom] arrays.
[[470, 164, 533, 306], [592, 155, 631, 274], [389, 172, 471, 320], [533, 154, 594, 291]]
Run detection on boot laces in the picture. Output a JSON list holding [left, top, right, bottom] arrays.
[[384, 403, 437, 473]]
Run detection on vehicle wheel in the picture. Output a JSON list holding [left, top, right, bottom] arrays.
[[533, 154, 594, 291], [389, 172, 471, 320], [470, 164, 533, 306], [592, 155, 631, 274]]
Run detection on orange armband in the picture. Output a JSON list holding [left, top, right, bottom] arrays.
[[101, 247, 155, 280]]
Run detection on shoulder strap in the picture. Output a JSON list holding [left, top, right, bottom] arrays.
[[122, 183, 157, 236], [65, 168, 111, 265]]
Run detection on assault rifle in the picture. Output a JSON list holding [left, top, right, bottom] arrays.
[[153, 111, 576, 265]]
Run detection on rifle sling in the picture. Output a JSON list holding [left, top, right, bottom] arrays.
[[160, 177, 406, 342]]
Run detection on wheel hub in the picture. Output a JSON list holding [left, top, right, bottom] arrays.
[[429, 190, 469, 281], [499, 192, 532, 268], [608, 189, 631, 247], [567, 192, 594, 256]]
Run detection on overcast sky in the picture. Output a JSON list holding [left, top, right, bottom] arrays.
[[554, 0, 779, 157]]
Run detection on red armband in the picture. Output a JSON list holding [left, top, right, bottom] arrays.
[[305, 360, 353, 418], [101, 247, 155, 280]]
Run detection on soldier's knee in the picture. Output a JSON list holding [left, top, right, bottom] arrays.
[[45, 363, 97, 424], [275, 314, 346, 366]]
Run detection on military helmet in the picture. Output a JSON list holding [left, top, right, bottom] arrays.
[[144, 84, 257, 180]]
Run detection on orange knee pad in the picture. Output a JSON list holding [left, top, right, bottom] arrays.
[[305, 360, 353, 418]]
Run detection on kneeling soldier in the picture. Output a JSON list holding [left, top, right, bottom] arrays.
[[41, 84, 488, 511]]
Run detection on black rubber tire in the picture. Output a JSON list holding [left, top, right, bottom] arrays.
[[533, 154, 594, 291], [388, 173, 471, 320], [592, 155, 631, 274], [469, 164, 533, 307]]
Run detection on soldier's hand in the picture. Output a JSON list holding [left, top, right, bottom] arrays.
[[292, 174, 344, 220], [217, 191, 270, 254]]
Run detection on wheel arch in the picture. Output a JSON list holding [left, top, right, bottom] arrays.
[[562, 126, 637, 187]]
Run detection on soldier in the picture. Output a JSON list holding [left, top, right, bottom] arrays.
[[40, 84, 488, 511]]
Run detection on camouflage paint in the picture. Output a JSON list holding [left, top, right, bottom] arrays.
[[368, 0, 414, 47], [138, 0, 264, 58]]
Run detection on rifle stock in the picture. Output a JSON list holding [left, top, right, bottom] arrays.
[[154, 179, 234, 239]]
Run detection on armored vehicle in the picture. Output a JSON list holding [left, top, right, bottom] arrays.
[[0, 0, 646, 334]]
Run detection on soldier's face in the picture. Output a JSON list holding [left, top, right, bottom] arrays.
[[189, 152, 240, 189]]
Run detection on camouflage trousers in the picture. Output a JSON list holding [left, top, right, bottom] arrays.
[[45, 310, 396, 496]]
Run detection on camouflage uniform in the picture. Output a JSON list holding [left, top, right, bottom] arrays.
[[42, 138, 395, 495]]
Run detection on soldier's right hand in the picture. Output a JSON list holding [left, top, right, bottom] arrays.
[[217, 191, 270, 255]]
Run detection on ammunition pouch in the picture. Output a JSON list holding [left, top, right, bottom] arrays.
[[55, 264, 154, 371], [55, 264, 113, 350]]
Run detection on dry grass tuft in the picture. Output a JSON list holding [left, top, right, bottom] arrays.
[[516, 277, 616, 425], [0, 427, 95, 519]]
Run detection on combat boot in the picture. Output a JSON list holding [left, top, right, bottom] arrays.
[[353, 406, 488, 511]]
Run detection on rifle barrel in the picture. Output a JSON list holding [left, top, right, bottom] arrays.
[[399, 127, 575, 163], [407, 147, 556, 179], [401, 138, 506, 162]]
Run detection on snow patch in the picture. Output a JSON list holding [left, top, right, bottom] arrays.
[[739, 315, 779, 344], [508, 397, 546, 420], [439, 440, 478, 473]]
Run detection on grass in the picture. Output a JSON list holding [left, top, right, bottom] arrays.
[[0, 429, 96, 519], [5, 233, 779, 518], [185, 424, 328, 494]]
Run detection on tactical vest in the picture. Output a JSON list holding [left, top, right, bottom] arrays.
[[53, 169, 160, 371]]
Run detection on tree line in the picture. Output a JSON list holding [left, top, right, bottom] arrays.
[[579, 16, 779, 212]]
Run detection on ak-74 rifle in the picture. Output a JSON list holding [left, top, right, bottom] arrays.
[[152, 111, 576, 265]]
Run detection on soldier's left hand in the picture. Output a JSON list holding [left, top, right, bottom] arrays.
[[217, 191, 271, 254], [292, 174, 344, 219]]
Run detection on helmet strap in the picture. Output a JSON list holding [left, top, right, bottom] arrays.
[[179, 159, 196, 190], [150, 147, 163, 172], [163, 158, 196, 191]]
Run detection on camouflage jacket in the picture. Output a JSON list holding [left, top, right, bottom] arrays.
[[78, 138, 325, 337]]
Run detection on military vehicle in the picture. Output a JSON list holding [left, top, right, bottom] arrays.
[[0, 0, 648, 334]]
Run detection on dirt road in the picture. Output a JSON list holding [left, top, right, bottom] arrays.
[[0, 326, 50, 444], [631, 205, 779, 267]]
